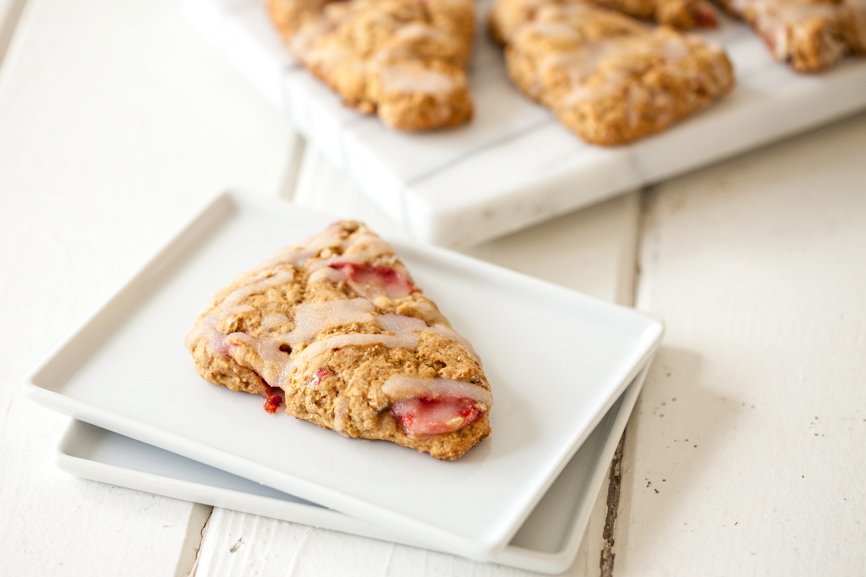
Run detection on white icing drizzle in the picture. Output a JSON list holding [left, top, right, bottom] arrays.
[[216, 304, 479, 393], [224, 269, 294, 308], [185, 268, 295, 357], [260, 223, 346, 270], [533, 1, 597, 27], [376, 311, 427, 334], [753, 0, 842, 23], [333, 395, 351, 434], [184, 314, 220, 353], [227, 331, 292, 389], [540, 40, 626, 90], [188, 222, 485, 432], [306, 230, 395, 273], [559, 33, 701, 109], [307, 265, 345, 285], [526, 21, 583, 42], [378, 65, 455, 96], [389, 22, 448, 45], [294, 333, 415, 370], [381, 375, 492, 407], [261, 313, 290, 331], [385, 313, 479, 359], [286, 298, 376, 350]]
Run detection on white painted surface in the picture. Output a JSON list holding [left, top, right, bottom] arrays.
[[2, 0, 865, 575], [618, 112, 866, 575]]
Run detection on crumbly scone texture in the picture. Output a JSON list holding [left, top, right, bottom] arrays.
[[266, 0, 475, 130], [185, 221, 492, 460], [714, 0, 866, 72], [489, 0, 735, 146], [594, 0, 718, 29]]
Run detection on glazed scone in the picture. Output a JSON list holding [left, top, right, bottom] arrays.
[[266, 0, 475, 130], [714, 0, 866, 72], [490, 0, 735, 146], [185, 221, 492, 460]]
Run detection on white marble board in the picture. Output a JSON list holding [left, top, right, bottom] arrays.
[[183, 0, 866, 247]]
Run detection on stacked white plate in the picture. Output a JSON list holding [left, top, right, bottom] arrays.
[[25, 192, 664, 573]]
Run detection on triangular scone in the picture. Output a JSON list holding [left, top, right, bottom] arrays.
[[185, 221, 492, 460], [266, 0, 475, 130], [490, 0, 735, 146], [714, 0, 866, 73]]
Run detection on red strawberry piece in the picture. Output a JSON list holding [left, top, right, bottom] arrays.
[[693, 2, 718, 28], [307, 367, 335, 387], [390, 396, 484, 436], [262, 385, 283, 414], [329, 262, 415, 299]]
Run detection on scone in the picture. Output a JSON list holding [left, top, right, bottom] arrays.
[[714, 0, 866, 73], [489, 0, 735, 146], [185, 221, 492, 460], [266, 0, 475, 130]]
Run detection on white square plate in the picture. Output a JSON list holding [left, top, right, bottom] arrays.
[[24, 191, 663, 561], [54, 364, 649, 573], [183, 0, 866, 247]]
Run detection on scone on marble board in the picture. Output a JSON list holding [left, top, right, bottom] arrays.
[[489, 0, 735, 146], [266, 0, 475, 130], [713, 0, 866, 73], [185, 221, 492, 461]]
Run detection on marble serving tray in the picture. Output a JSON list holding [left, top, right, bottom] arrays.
[[183, 0, 866, 248]]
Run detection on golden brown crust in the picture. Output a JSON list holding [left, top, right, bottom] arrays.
[[490, 0, 717, 34], [594, 0, 718, 28], [185, 221, 492, 460], [490, 0, 735, 146], [266, 0, 475, 130]]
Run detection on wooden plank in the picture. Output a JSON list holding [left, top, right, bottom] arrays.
[[615, 111, 866, 574], [194, 144, 643, 576], [0, 0, 295, 574]]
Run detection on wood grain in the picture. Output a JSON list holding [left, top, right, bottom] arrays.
[[616, 111, 866, 575]]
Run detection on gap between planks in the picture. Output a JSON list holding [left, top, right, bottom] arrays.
[[177, 503, 214, 577], [600, 185, 655, 577]]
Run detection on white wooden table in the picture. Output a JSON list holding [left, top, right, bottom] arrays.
[[1, 1, 864, 575]]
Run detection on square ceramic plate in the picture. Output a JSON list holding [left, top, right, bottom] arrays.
[[54, 364, 648, 573], [183, 0, 866, 247], [24, 191, 663, 561]]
